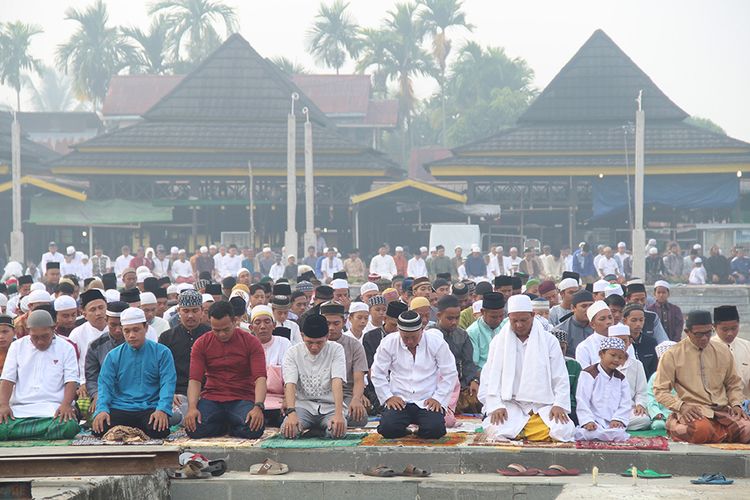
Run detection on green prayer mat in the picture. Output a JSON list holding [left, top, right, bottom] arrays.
[[0, 417, 80, 441], [261, 432, 366, 448], [0, 439, 73, 447], [628, 428, 668, 438]]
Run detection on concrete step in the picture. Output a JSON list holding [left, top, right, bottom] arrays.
[[169, 472, 750, 500]]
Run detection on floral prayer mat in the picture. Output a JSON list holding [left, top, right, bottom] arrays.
[[575, 436, 669, 451], [71, 434, 164, 446], [359, 432, 467, 447], [467, 432, 575, 449]]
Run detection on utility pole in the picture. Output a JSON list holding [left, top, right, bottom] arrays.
[[303, 107, 316, 254], [632, 90, 646, 279], [285, 93, 299, 259], [11, 112, 24, 263], [248, 160, 255, 250]]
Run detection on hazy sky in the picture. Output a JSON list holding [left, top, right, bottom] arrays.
[[2, 0, 749, 141]]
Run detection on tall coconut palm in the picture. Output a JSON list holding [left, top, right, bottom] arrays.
[[22, 65, 89, 112], [418, 0, 472, 144], [56, 0, 135, 110], [0, 21, 44, 111], [122, 15, 172, 74], [149, 0, 238, 64], [270, 56, 309, 76], [306, 0, 360, 74], [355, 27, 391, 98]]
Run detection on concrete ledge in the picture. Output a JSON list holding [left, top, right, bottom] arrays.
[[28, 471, 169, 499]]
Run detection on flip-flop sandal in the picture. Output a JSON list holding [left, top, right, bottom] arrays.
[[363, 465, 397, 477], [203, 459, 227, 477], [541, 465, 580, 476], [691, 473, 733, 485], [497, 464, 542, 476], [620, 467, 672, 479], [168, 462, 211, 480], [398, 464, 431, 477], [250, 458, 289, 475]]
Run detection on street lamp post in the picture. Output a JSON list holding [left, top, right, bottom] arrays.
[[10, 112, 24, 263]]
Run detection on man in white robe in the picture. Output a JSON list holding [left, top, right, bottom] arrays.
[[478, 295, 575, 442], [574, 301, 613, 368], [711, 305, 750, 399]]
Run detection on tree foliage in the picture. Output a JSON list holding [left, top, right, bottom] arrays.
[[0, 21, 44, 111], [306, 0, 360, 74]]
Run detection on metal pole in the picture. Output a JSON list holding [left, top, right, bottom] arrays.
[[632, 90, 646, 279], [88, 226, 93, 258], [248, 160, 255, 250], [10, 113, 24, 263], [303, 107, 316, 253], [285, 93, 299, 259]]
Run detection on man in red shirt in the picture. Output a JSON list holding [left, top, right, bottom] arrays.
[[184, 301, 268, 438]]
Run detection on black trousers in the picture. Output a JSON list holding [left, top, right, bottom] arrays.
[[378, 403, 446, 439], [94, 408, 170, 439]]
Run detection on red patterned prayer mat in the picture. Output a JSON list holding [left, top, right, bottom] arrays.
[[575, 436, 669, 451], [359, 432, 467, 447]]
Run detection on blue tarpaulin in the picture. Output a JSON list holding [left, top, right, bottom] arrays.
[[592, 174, 739, 219]]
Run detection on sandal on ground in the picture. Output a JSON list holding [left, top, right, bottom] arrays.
[[363, 465, 397, 477], [691, 473, 733, 485], [497, 464, 542, 476], [541, 465, 580, 476], [620, 467, 671, 479], [204, 459, 227, 477], [250, 458, 289, 475], [398, 464, 431, 477], [168, 461, 211, 479]]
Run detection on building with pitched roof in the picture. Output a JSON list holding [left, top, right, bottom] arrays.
[[426, 30, 750, 249]]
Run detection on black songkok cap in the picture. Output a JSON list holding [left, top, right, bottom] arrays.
[[153, 287, 168, 299], [205, 283, 222, 296], [120, 288, 141, 304], [475, 281, 493, 297], [482, 292, 505, 310], [315, 285, 334, 301], [83, 277, 95, 288], [561, 271, 580, 282], [386, 300, 408, 319], [229, 296, 247, 316], [571, 289, 594, 306], [80, 289, 106, 308], [0, 314, 14, 327], [714, 305, 740, 323], [273, 326, 291, 340], [332, 271, 347, 281], [144, 277, 159, 293], [397, 310, 422, 332], [451, 281, 468, 297], [46, 262, 60, 270], [18, 275, 33, 286], [158, 276, 172, 286], [494, 275, 513, 288], [511, 276, 523, 290], [222, 277, 237, 290], [299, 270, 316, 282], [436, 273, 452, 281], [101, 272, 117, 291], [319, 300, 345, 316], [272, 283, 292, 296], [303, 314, 329, 338], [437, 294, 459, 311], [686, 310, 712, 329], [626, 283, 646, 296]]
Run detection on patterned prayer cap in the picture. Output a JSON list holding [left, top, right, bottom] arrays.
[[655, 340, 677, 359], [368, 295, 386, 307], [599, 337, 626, 352], [178, 289, 203, 308], [550, 329, 568, 344]]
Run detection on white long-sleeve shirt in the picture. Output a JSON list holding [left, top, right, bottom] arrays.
[[371, 329, 457, 409], [171, 259, 194, 279], [369, 254, 397, 279], [575, 364, 632, 427], [269, 263, 285, 281], [406, 257, 427, 278], [618, 357, 648, 408], [113, 255, 134, 277], [320, 257, 343, 280], [69, 321, 107, 384], [39, 252, 65, 274], [689, 266, 707, 284], [222, 254, 242, 278]]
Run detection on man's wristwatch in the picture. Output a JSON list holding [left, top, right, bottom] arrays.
[[254, 402, 265, 411], [284, 407, 296, 416]]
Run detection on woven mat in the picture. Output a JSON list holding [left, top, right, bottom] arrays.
[[260, 432, 366, 448], [575, 436, 669, 451], [71, 434, 164, 446], [467, 432, 575, 449], [449, 417, 484, 433], [703, 442, 750, 451], [627, 429, 668, 438], [359, 432, 467, 447], [0, 439, 73, 447]]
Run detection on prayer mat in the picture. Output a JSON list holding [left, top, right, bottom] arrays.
[[466, 432, 574, 449], [449, 417, 484, 433], [575, 436, 669, 451], [359, 432, 467, 447], [703, 443, 750, 451], [628, 428, 668, 438], [170, 429, 275, 448], [71, 434, 164, 446], [260, 432, 366, 448], [0, 439, 73, 447]]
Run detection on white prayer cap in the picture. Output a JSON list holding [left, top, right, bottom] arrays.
[[558, 278, 579, 291], [693, 244, 702, 250], [250, 305, 273, 322], [202, 294, 215, 304], [419, 246, 428, 252], [655, 340, 677, 359], [471, 244, 481, 253], [200, 246, 208, 253], [507, 295, 533, 313], [30, 282, 46, 292], [237, 268, 251, 277], [360, 282, 379, 294], [586, 300, 610, 322], [331, 278, 349, 290], [349, 301, 368, 315], [81, 254, 89, 261], [592, 280, 609, 293], [608, 323, 630, 337], [472, 300, 483, 314], [626, 278, 644, 286], [139, 292, 157, 305], [120, 307, 147, 326], [430, 247, 436, 252], [0, 294, 7, 307], [230, 289, 249, 303], [54, 295, 77, 311], [454, 245, 462, 250], [166, 284, 179, 295], [287, 255, 296, 260], [170, 246, 179, 254], [20, 295, 29, 313], [510, 246, 518, 252], [654, 280, 671, 290], [604, 284, 624, 297], [648, 247, 658, 255], [209, 244, 217, 250], [66, 245, 75, 255], [105, 289, 121, 303], [323, 247, 329, 253], [617, 242, 626, 248], [648, 239, 657, 245], [395, 246, 404, 252], [178, 248, 186, 254], [136, 272, 152, 283], [263, 247, 272, 253], [177, 283, 194, 292], [600, 337, 626, 352], [27, 289, 52, 304], [695, 257, 703, 263]]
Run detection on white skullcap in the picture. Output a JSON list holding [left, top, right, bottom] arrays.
[[20, 295, 29, 313], [507, 295, 533, 313], [331, 279, 349, 290], [592, 280, 609, 293], [608, 323, 630, 337], [136, 272, 152, 283], [360, 282, 379, 294], [558, 278, 579, 291], [105, 289, 121, 303], [178, 248, 186, 254], [120, 307, 147, 326], [136, 266, 150, 275], [654, 280, 671, 290], [586, 300, 610, 322], [655, 340, 677, 359], [250, 305, 273, 321], [395, 246, 403, 252], [430, 247, 436, 252], [287, 255, 296, 260], [170, 246, 179, 253], [693, 244, 702, 250], [66, 245, 75, 255], [237, 268, 251, 277], [30, 282, 46, 292], [695, 257, 703, 263], [471, 244, 481, 253], [209, 244, 217, 249], [649, 247, 658, 255], [263, 247, 272, 253], [472, 300, 483, 314], [177, 283, 193, 292], [139, 292, 157, 305], [0, 294, 7, 307], [166, 284, 179, 295], [230, 289, 249, 303], [200, 246, 208, 253], [454, 245, 462, 250], [202, 293, 215, 304], [54, 295, 77, 311], [419, 246, 428, 252], [617, 242, 626, 248], [349, 302, 368, 315], [27, 289, 52, 304], [496, 245, 504, 252], [604, 284, 624, 297]]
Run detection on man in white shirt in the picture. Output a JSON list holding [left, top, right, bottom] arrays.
[[69, 289, 109, 403], [487, 246, 506, 278], [172, 250, 195, 283], [213, 245, 227, 279], [221, 245, 242, 278], [597, 247, 620, 279], [320, 248, 344, 283], [140, 292, 171, 336], [369, 246, 397, 280], [269, 255, 285, 281], [615, 242, 631, 276], [152, 246, 171, 279], [0, 309, 80, 440], [505, 247, 523, 275], [114, 246, 134, 278], [40, 241, 65, 275], [371, 310, 458, 439], [407, 247, 428, 278], [60, 247, 82, 278]]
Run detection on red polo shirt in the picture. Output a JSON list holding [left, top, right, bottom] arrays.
[[189, 328, 267, 402]]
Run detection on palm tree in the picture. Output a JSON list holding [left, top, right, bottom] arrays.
[[270, 56, 309, 76], [122, 15, 172, 74], [23, 65, 89, 112], [56, 0, 135, 110], [149, 0, 239, 64], [0, 21, 44, 111], [306, 0, 360, 74], [418, 0, 472, 144], [355, 27, 391, 98]]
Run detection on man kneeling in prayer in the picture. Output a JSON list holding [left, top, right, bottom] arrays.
[[478, 295, 575, 442], [0, 310, 80, 440], [654, 310, 750, 444]]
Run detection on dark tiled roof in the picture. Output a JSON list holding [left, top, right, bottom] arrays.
[[102, 75, 184, 116], [143, 35, 329, 124], [18, 112, 102, 133], [0, 112, 59, 172], [519, 30, 688, 123]]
